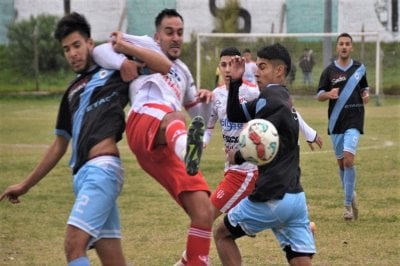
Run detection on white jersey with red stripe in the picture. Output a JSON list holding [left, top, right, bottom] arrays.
[[129, 59, 198, 113], [204, 80, 259, 172], [107, 33, 198, 114]]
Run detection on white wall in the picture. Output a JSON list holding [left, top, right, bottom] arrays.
[[15, 0, 126, 42], [338, 0, 399, 42], [178, 0, 285, 41], [13, 0, 399, 42]]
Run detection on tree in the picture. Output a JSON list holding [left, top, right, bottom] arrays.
[[7, 14, 66, 77]]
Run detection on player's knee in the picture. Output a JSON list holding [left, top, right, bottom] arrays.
[[284, 245, 313, 263], [343, 157, 354, 168], [191, 203, 213, 227], [64, 239, 86, 261], [64, 227, 89, 260], [213, 220, 229, 241], [164, 112, 186, 125], [343, 152, 355, 168]]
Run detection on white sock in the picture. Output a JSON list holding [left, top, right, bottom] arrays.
[[175, 135, 186, 161]]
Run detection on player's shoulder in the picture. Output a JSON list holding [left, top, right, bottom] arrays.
[[352, 59, 363, 67], [174, 59, 190, 72], [213, 84, 227, 92]]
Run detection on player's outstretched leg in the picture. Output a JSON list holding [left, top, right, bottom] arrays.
[[185, 116, 205, 176]]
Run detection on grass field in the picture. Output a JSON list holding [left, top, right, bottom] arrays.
[[0, 96, 399, 265]]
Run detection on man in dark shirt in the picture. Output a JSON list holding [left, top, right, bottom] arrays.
[[0, 12, 132, 266], [213, 43, 316, 266], [317, 33, 369, 221]]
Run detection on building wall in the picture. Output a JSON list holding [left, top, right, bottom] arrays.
[[286, 0, 338, 33], [126, 0, 175, 36], [1, 0, 398, 44], [0, 0, 15, 44], [13, 0, 125, 42]]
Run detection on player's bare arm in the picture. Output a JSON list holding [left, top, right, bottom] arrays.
[[197, 89, 214, 104], [120, 59, 139, 82], [317, 88, 338, 101], [0, 136, 69, 204]]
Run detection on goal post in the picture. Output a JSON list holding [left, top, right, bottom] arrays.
[[196, 32, 381, 104]]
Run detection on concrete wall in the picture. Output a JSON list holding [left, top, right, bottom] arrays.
[[0, 0, 15, 44], [1, 0, 398, 44], [13, 0, 125, 42]]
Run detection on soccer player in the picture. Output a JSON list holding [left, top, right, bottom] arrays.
[[93, 9, 214, 265], [205, 47, 260, 220], [0, 12, 137, 266], [206, 46, 322, 221], [316, 33, 369, 221], [242, 48, 257, 84], [174, 46, 321, 265], [213, 43, 316, 266]]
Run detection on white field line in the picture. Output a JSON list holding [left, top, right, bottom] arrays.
[[301, 140, 397, 155], [0, 141, 397, 155]]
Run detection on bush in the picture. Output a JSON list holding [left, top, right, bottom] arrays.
[[7, 14, 67, 76]]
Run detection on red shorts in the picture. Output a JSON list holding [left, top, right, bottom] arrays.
[[211, 169, 258, 213], [126, 104, 210, 206]]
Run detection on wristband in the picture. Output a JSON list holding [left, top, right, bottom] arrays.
[[307, 133, 318, 144]]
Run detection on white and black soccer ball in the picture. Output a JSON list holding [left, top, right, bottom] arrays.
[[238, 119, 279, 166]]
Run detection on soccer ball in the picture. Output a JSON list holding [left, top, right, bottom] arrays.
[[238, 119, 279, 166]]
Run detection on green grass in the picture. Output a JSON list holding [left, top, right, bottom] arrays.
[[0, 96, 399, 265]]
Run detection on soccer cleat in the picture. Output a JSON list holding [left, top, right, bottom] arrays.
[[185, 116, 205, 176], [343, 205, 353, 221], [352, 192, 359, 220]]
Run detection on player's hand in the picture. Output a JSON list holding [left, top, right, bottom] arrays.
[[328, 88, 339, 99], [0, 183, 29, 204], [120, 59, 139, 82], [197, 89, 213, 104], [362, 90, 369, 104], [229, 55, 245, 80], [110, 31, 129, 54], [307, 134, 323, 151]]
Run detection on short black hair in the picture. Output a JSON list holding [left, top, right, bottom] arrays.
[[257, 43, 291, 77], [337, 32, 353, 43], [155, 8, 183, 30], [220, 47, 241, 57], [54, 12, 91, 42], [242, 48, 251, 54]]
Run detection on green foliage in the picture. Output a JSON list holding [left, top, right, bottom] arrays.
[[7, 14, 66, 76], [213, 0, 240, 33]]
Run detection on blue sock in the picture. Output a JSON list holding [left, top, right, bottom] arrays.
[[68, 256, 90, 266], [343, 166, 356, 206], [339, 168, 344, 188]]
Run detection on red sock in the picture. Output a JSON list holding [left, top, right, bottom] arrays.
[[165, 120, 187, 157], [186, 224, 211, 266]]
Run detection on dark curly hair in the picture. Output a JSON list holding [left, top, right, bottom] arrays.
[[54, 12, 91, 42], [257, 43, 292, 77], [155, 8, 183, 30]]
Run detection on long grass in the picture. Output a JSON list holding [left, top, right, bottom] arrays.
[[0, 96, 399, 265]]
